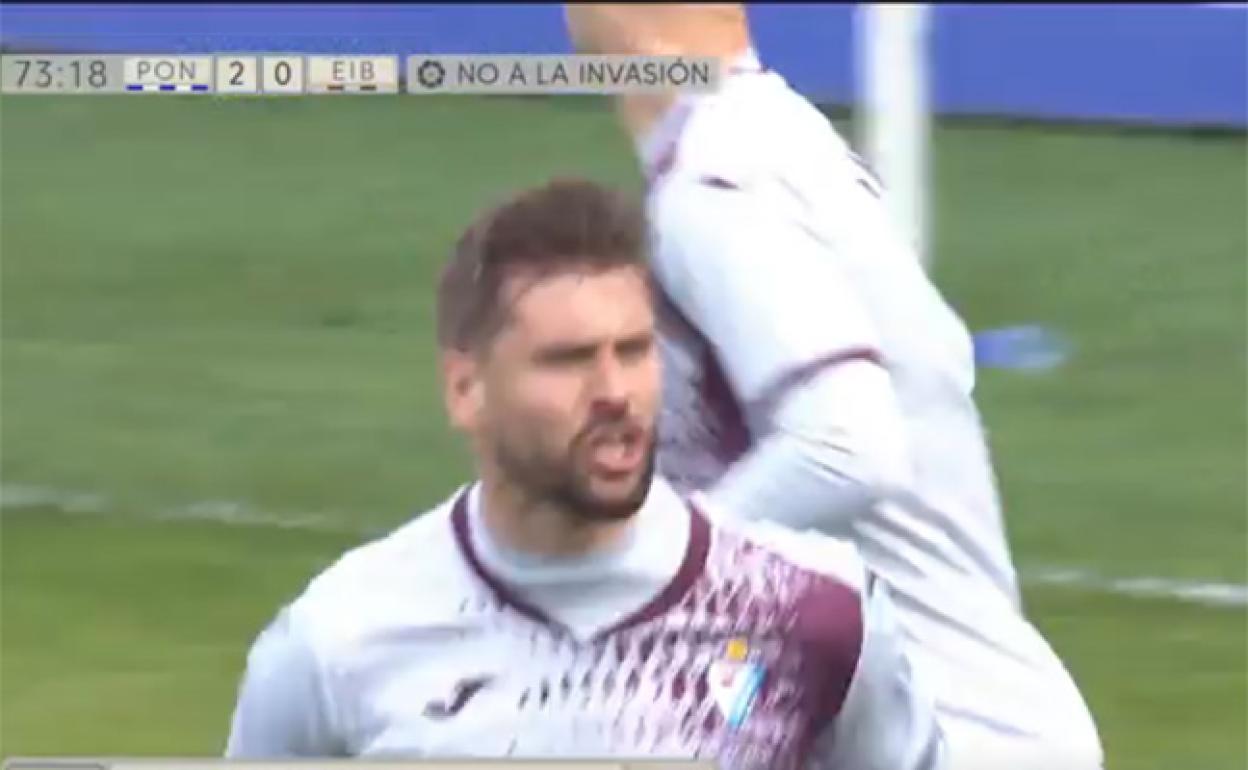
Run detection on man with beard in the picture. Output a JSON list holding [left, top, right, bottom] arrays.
[[561, 5, 1102, 770], [225, 178, 944, 769]]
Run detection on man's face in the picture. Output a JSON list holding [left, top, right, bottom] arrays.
[[563, 4, 749, 55], [476, 264, 661, 521]]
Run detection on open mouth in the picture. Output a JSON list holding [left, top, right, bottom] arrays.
[[586, 424, 645, 477]]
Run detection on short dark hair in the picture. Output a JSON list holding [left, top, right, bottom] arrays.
[[436, 177, 650, 352]]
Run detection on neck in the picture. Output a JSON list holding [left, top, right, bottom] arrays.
[[616, 92, 680, 146], [477, 474, 637, 559], [615, 47, 752, 145]]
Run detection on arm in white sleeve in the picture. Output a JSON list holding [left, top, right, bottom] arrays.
[[651, 177, 911, 532], [708, 360, 910, 533], [225, 607, 345, 757], [815, 575, 946, 770]]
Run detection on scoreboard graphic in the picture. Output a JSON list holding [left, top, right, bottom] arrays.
[[0, 55, 398, 95], [0, 54, 720, 96]]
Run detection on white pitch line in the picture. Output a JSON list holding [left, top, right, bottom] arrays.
[[3, 483, 1246, 609], [1024, 567, 1248, 609], [0, 483, 363, 535], [0, 484, 109, 515], [163, 499, 362, 534]]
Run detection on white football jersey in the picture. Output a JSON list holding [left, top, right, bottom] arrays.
[[226, 478, 944, 770], [641, 55, 1102, 766]]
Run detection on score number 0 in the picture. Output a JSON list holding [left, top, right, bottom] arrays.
[[261, 56, 304, 94]]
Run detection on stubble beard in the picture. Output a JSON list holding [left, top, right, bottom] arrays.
[[493, 421, 657, 524]]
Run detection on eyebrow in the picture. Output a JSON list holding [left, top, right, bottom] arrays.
[[615, 330, 655, 351], [532, 340, 599, 362], [531, 329, 654, 361]]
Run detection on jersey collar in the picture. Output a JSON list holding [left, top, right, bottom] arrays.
[[449, 481, 711, 641]]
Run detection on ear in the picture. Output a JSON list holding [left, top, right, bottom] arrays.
[[441, 348, 484, 434]]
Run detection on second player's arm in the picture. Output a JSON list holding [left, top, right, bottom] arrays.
[[814, 575, 947, 769], [651, 176, 912, 533]]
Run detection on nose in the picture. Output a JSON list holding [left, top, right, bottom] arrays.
[[589, 349, 630, 406]]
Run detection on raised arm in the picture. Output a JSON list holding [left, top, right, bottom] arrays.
[[651, 174, 912, 533]]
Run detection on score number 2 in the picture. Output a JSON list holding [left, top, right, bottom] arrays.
[[215, 56, 260, 94]]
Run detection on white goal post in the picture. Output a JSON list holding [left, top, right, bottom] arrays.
[[855, 3, 933, 268]]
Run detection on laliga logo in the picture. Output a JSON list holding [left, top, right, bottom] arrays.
[[416, 59, 446, 89], [708, 637, 765, 729]]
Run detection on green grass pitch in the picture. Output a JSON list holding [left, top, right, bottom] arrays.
[[1, 95, 1245, 768]]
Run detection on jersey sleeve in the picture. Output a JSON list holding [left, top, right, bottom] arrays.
[[812, 575, 946, 770], [651, 174, 913, 532], [704, 359, 912, 532], [225, 606, 346, 757], [649, 174, 885, 416]]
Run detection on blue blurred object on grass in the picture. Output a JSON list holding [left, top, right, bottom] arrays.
[[973, 325, 1071, 371]]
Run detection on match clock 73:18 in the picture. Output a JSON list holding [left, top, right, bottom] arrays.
[[1, 56, 117, 93]]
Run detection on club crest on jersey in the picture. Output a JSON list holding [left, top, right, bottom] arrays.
[[708, 637, 765, 729]]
